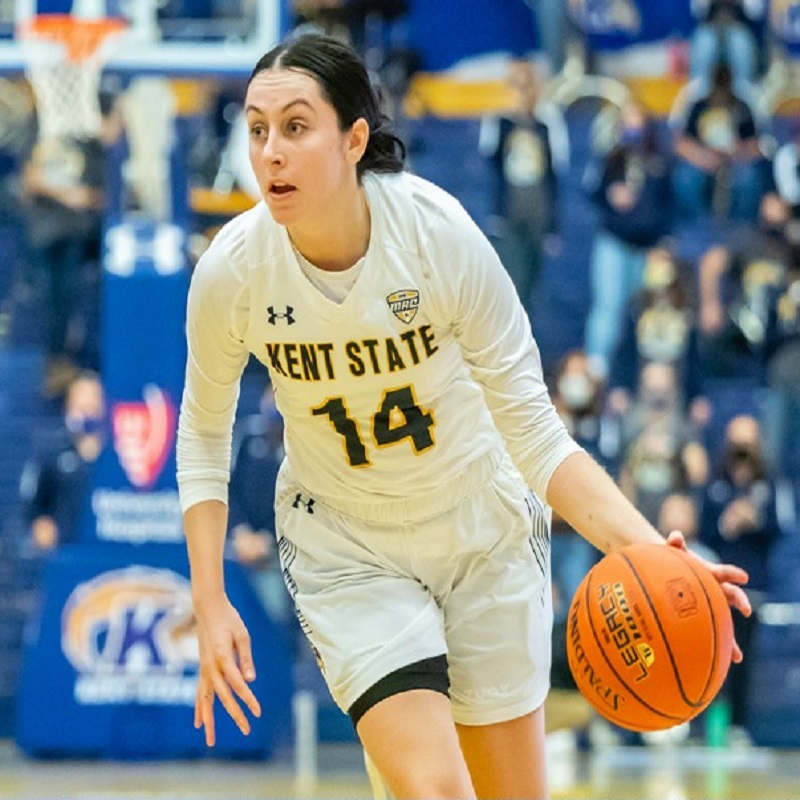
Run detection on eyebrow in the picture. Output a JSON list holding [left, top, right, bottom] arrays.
[[244, 98, 315, 115]]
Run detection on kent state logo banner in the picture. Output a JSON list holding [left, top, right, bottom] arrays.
[[61, 567, 198, 706]]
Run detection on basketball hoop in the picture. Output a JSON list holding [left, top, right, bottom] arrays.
[[18, 13, 127, 143]]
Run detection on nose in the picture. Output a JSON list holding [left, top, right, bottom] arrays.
[[261, 130, 285, 167]]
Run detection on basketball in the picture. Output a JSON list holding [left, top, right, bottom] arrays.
[[566, 543, 734, 732]]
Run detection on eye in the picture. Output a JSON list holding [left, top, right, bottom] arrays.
[[249, 122, 267, 140], [286, 119, 306, 136]]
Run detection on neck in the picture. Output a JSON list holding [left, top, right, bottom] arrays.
[[289, 182, 371, 272]]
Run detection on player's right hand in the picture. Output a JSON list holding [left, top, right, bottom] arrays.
[[193, 595, 261, 747]]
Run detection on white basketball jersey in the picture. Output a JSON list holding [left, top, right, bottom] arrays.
[[177, 172, 579, 515]]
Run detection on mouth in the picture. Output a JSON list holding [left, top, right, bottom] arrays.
[[268, 181, 297, 199]]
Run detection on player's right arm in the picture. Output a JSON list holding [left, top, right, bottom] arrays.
[[177, 223, 260, 744], [184, 499, 260, 747]]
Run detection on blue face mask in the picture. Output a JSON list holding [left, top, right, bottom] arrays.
[[620, 126, 645, 147], [66, 414, 105, 437]]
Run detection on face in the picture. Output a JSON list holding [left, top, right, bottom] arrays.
[[65, 377, 105, 439], [724, 415, 762, 483], [658, 495, 697, 539], [245, 68, 367, 228]]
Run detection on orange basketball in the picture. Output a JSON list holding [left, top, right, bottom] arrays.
[[566, 543, 734, 732]]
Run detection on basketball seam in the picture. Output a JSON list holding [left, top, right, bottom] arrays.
[[678, 555, 724, 703], [583, 567, 684, 726], [622, 550, 714, 709]]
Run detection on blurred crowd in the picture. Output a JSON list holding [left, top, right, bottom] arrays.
[[2, 0, 799, 750]]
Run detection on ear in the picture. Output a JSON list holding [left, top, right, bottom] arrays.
[[346, 117, 370, 166]]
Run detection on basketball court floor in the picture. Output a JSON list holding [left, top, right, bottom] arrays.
[[0, 737, 798, 799]]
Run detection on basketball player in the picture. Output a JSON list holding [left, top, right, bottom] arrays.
[[177, 34, 751, 799]]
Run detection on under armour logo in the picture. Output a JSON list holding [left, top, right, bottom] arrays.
[[267, 306, 295, 325], [292, 493, 315, 514]]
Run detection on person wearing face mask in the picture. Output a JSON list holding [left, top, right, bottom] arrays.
[[618, 362, 710, 525], [19, 371, 106, 552], [672, 59, 768, 221], [608, 248, 709, 427], [582, 98, 674, 380], [700, 414, 785, 741], [698, 192, 797, 384]]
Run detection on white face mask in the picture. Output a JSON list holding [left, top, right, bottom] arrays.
[[634, 459, 674, 492], [558, 373, 594, 411]]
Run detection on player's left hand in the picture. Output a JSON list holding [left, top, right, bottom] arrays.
[[665, 530, 751, 663]]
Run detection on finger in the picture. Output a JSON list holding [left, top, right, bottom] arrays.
[[219, 661, 261, 722], [731, 638, 744, 664], [665, 530, 686, 550], [234, 628, 257, 684], [212, 667, 254, 736], [708, 562, 750, 588], [195, 676, 218, 746], [720, 582, 752, 618], [200, 688, 217, 747], [204, 702, 217, 748]]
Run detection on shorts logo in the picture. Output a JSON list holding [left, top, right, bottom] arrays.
[[292, 493, 315, 514], [267, 305, 295, 325], [112, 385, 176, 489], [386, 289, 420, 324]]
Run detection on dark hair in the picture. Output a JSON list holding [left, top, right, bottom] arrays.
[[247, 33, 405, 179]]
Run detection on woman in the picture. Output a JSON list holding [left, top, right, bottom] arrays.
[[582, 98, 674, 380], [177, 34, 750, 799]]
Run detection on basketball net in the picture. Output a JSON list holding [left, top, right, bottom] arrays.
[[18, 14, 126, 143]]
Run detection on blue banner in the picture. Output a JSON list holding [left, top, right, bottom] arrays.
[[16, 545, 293, 758], [86, 220, 189, 544]]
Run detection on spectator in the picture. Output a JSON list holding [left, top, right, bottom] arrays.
[[672, 60, 767, 222], [583, 98, 674, 379], [227, 386, 290, 624], [21, 93, 122, 396], [657, 491, 718, 563], [689, 0, 764, 89], [697, 192, 795, 383], [700, 413, 783, 739], [608, 247, 710, 425], [762, 202, 800, 476], [618, 362, 710, 525], [19, 371, 106, 552], [481, 57, 560, 314]]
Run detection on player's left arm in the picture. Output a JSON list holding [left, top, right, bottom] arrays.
[[547, 449, 751, 629]]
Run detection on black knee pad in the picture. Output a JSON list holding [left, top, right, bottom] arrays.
[[348, 654, 450, 727]]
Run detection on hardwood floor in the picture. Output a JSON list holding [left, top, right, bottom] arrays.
[[1, 738, 797, 799]]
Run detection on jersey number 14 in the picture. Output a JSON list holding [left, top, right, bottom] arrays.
[[312, 385, 435, 467]]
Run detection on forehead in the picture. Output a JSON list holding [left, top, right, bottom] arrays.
[[245, 67, 327, 110], [68, 379, 103, 410]]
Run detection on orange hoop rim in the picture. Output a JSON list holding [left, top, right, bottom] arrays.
[[18, 14, 127, 64]]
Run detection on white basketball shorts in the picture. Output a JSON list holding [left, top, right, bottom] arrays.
[[274, 455, 553, 726]]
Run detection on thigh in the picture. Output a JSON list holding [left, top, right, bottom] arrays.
[[275, 486, 447, 714], [457, 704, 548, 800], [358, 689, 475, 800]]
